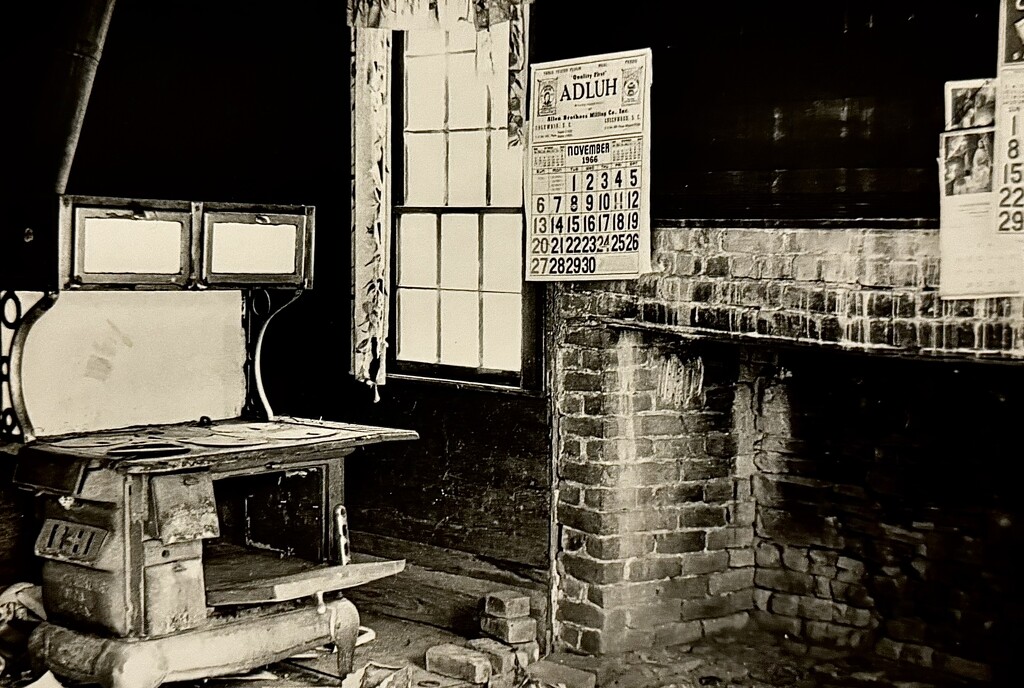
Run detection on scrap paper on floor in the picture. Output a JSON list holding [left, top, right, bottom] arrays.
[[24, 672, 64, 688]]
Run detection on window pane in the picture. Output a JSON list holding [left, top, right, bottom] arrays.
[[482, 214, 522, 292], [490, 130, 523, 206], [406, 55, 446, 131], [81, 217, 183, 274], [406, 133, 446, 205], [397, 288, 438, 363], [448, 21, 477, 53], [210, 222, 297, 274], [448, 53, 488, 130], [440, 214, 479, 290], [398, 214, 438, 288], [448, 131, 487, 206], [406, 29, 446, 56], [482, 293, 521, 371], [440, 290, 480, 367]]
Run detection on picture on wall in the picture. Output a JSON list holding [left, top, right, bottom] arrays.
[[945, 79, 996, 130], [942, 129, 994, 196]]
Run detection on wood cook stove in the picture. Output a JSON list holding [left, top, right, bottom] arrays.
[[0, 196, 416, 687]]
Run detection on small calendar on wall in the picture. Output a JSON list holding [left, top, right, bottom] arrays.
[[526, 49, 652, 281]]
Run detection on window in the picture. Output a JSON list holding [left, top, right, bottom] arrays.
[[392, 21, 538, 388]]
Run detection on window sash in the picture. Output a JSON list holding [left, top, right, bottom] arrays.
[[390, 29, 539, 390]]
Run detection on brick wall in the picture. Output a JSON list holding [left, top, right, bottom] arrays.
[[554, 327, 753, 654], [612, 223, 1024, 357], [551, 223, 1022, 682]]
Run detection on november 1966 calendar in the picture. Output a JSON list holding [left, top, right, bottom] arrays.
[[526, 48, 652, 281]]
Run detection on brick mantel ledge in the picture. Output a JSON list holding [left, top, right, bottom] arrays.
[[595, 316, 1024, 366]]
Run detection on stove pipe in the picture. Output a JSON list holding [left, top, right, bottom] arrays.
[[1, 0, 116, 289], [11, 0, 116, 194]]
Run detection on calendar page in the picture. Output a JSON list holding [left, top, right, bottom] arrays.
[[526, 49, 652, 281], [995, 1, 1024, 244]]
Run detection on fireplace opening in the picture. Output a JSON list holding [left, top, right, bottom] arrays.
[[752, 350, 1024, 681]]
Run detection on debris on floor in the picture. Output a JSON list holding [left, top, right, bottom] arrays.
[[423, 589, 550, 687], [544, 627, 975, 688], [357, 626, 378, 647], [0, 613, 980, 687], [21, 673, 61, 688], [0, 583, 46, 680], [526, 660, 597, 688]]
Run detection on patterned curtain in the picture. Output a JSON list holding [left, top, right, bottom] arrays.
[[350, 1, 531, 398], [347, 0, 521, 31], [348, 0, 530, 147], [351, 29, 392, 401]]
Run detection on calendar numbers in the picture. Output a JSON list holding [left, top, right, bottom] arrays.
[[528, 134, 646, 277], [999, 115, 1024, 232]]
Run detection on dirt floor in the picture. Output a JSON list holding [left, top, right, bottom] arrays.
[[0, 614, 977, 688]]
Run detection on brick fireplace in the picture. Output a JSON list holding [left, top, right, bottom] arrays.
[[551, 223, 1023, 683]]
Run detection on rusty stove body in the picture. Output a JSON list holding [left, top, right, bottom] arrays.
[[0, 196, 415, 688]]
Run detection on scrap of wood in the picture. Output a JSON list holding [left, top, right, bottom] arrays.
[[206, 560, 405, 606]]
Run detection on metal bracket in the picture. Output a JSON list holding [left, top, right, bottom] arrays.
[[1, 290, 58, 443], [241, 288, 302, 421]]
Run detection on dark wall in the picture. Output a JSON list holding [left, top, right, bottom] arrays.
[[65, 0, 353, 404], [0, 463, 36, 585], [343, 384, 550, 570], [533, 1, 998, 219]]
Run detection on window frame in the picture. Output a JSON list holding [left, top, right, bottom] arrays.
[[388, 28, 542, 392]]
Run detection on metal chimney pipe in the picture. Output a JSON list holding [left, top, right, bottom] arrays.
[[41, 0, 118, 194], [0, 0, 116, 290]]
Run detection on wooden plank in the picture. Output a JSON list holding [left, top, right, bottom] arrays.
[[204, 542, 322, 587], [205, 545, 405, 606]]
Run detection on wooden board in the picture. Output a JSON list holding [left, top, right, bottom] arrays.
[[204, 544, 404, 606]]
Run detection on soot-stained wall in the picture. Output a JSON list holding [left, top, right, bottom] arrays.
[[750, 350, 1021, 683]]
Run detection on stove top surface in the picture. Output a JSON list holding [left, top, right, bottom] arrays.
[[21, 417, 417, 473]]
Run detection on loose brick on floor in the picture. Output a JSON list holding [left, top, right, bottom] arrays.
[[484, 590, 532, 619], [425, 644, 492, 684], [510, 640, 541, 666], [480, 614, 537, 644], [466, 637, 517, 676]]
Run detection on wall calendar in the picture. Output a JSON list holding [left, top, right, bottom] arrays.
[[526, 48, 652, 281]]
